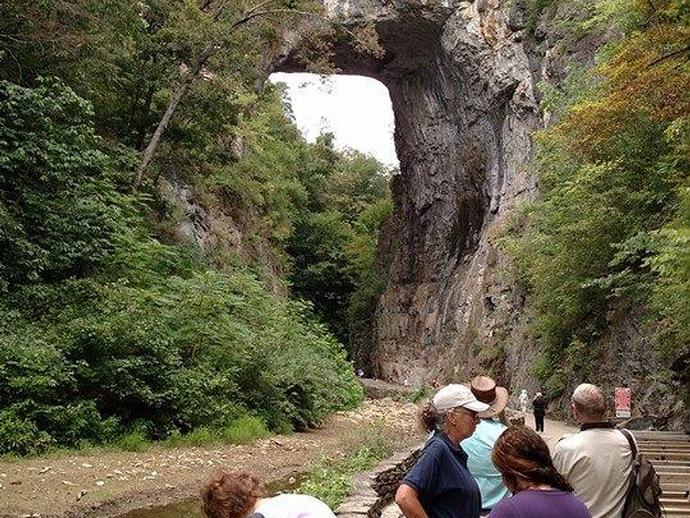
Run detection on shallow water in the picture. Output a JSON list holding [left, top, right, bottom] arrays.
[[119, 473, 305, 518]]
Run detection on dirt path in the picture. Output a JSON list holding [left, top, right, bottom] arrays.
[[534, 416, 578, 450], [0, 400, 422, 518]]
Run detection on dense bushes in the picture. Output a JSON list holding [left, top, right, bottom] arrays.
[[0, 79, 364, 456], [0, 271, 362, 455]]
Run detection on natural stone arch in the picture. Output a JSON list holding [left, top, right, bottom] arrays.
[[275, 0, 540, 385]]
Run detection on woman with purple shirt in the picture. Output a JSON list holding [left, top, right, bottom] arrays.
[[488, 426, 591, 518]]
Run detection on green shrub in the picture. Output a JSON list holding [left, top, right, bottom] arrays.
[[0, 410, 54, 456], [0, 78, 137, 291], [116, 430, 150, 452], [221, 416, 270, 444]]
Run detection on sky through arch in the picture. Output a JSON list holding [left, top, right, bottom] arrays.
[[269, 73, 399, 169]]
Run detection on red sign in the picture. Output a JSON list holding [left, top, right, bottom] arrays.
[[615, 387, 631, 418]]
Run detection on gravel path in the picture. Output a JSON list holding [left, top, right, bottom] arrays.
[[0, 400, 422, 518]]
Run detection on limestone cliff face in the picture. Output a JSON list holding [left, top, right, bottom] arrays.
[[277, 1, 688, 428], [278, 0, 542, 384], [257, 0, 690, 428]]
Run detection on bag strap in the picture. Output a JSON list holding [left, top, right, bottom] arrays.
[[620, 428, 638, 459]]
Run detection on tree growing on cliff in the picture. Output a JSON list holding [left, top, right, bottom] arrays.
[[505, 0, 690, 395]]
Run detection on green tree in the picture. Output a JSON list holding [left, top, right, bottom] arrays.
[[504, 0, 689, 395]]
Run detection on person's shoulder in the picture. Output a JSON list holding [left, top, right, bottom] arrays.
[[487, 494, 516, 517], [484, 419, 508, 437], [554, 432, 581, 451], [263, 494, 335, 517], [419, 435, 447, 459]]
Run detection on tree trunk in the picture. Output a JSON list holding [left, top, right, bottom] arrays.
[[131, 42, 215, 192]]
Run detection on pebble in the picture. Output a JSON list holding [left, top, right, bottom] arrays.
[[81, 463, 93, 468], [95, 480, 104, 487]]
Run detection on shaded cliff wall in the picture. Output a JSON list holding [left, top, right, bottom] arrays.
[[277, 0, 541, 383], [272, 0, 687, 427]]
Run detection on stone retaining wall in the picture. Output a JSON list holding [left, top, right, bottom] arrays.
[[335, 444, 422, 518]]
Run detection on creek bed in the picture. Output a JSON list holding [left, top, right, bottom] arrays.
[[118, 474, 304, 518]]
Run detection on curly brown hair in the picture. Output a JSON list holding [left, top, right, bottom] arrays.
[[200, 470, 265, 518], [491, 426, 573, 493]]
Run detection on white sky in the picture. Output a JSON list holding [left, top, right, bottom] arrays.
[[269, 73, 399, 168]]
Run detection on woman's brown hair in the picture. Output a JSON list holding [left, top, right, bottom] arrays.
[[417, 399, 445, 432], [201, 470, 265, 518], [491, 426, 573, 493]]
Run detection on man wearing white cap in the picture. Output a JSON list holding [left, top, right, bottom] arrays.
[[395, 384, 489, 518]]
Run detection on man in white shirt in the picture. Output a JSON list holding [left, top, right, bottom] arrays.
[[553, 383, 635, 518]]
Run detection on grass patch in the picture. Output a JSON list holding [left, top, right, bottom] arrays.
[[221, 416, 271, 444], [116, 431, 150, 452], [1, 416, 272, 460], [165, 416, 270, 448], [408, 385, 430, 404], [296, 425, 394, 508]]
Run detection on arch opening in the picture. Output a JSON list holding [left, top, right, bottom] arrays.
[[271, 4, 540, 383], [269, 72, 399, 170]]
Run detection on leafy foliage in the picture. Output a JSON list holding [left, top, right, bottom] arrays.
[[504, 0, 690, 395], [287, 142, 393, 347], [0, 78, 137, 290], [0, 78, 364, 456]]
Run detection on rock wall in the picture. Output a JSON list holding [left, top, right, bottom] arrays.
[[336, 445, 422, 518], [274, 0, 687, 427], [277, 0, 541, 385]]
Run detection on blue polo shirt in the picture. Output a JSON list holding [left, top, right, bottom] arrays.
[[402, 432, 481, 518]]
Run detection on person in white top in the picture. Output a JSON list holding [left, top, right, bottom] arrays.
[[201, 470, 336, 518], [518, 390, 529, 413], [552, 383, 635, 518]]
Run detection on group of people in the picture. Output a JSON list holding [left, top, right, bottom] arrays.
[[396, 379, 635, 518], [198, 380, 635, 518]]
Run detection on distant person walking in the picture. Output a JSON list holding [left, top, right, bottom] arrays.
[[488, 426, 591, 518], [552, 383, 635, 518], [518, 390, 528, 414], [532, 392, 547, 432], [396, 384, 489, 518], [461, 376, 512, 515]]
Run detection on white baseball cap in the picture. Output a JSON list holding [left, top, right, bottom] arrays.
[[433, 384, 491, 413]]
